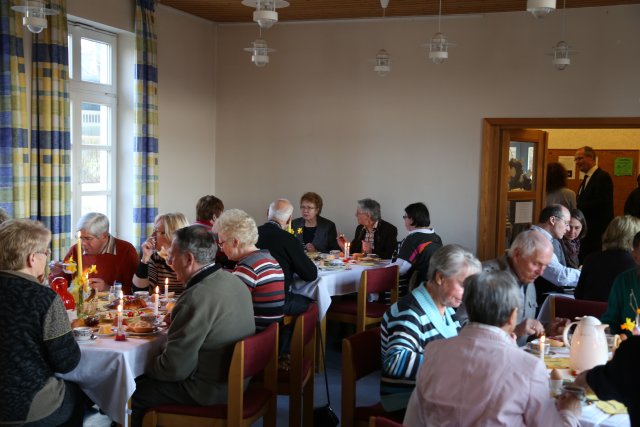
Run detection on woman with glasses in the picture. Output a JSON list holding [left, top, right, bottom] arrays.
[[560, 208, 587, 269], [133, 212, 190, 296], [0, 219, 85, 426], [291, 192, 339, 253]]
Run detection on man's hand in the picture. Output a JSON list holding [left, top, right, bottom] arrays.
[[545, 317, 570, 336], [514, 318, 545, 338], [337, 235, 346, 250], [87, 277, 108, 292], [305, 243, 317, 252], [573, 371, 592, 393], [556, 392, 582, 416]]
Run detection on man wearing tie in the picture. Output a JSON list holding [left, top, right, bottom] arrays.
[[575, 146, 614, 262]]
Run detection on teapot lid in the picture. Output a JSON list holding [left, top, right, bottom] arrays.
[[576, 315, 602, 325]]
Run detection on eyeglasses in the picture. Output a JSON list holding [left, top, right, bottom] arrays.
[[554, 216, 570, 226], [80, 235, 97, 242], [402, 215, 409, 219], [300, 205, 316, 211], [35, 248, 52, 257]]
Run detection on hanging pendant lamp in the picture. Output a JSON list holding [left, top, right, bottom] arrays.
[[11, 0, 58, 34]]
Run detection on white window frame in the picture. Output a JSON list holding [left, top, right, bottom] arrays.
[[68, 22, 117, 231]]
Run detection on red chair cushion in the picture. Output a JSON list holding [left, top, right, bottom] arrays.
[[364, 302, 391, 318], [555, 298, 607, 320], [329, 297, 358, 315], [146, 385, 272, 419]]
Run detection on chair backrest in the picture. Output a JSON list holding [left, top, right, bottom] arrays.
[[242, 322, 279, 378], [552, 296, 608, 320], [369, 416, 404, 427], [363, 265, 399, 294], [290, 302, 318, 378]]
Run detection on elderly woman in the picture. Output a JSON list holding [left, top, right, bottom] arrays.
[[560, 208, 587, 269], [214, 209, 285, 331], [51, 212, 139, 294], [291, 192, 339, 253], [338, 198, 398, 259], [390, 202, 443, 291], [380, 244, 482, 412], [133, 212, 190, 296], [404, 271, 581, 426], [546, 162, 576, 209], [0, 220, 84, 426], [575, 215, 640, 302]]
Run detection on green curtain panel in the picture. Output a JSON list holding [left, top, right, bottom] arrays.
[[133, 0, 159, 247], [29, 0, 71, 260], [0, 1, 29, 219]]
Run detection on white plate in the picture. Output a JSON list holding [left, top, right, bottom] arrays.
[[125, 327, 163, 336], [76, 338, 97, 345]]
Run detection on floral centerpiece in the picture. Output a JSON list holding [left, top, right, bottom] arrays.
[[64, 255, 98, 316], [620, 289, 640, 335]]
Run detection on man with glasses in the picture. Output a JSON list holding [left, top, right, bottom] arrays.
[[531, 204, 581, 289]]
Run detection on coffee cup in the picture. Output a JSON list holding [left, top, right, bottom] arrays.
[[73, 326, 93, 342], [134, 291, 150, 301], [549, 379, 563, 396], [561, 384, 586, 402]]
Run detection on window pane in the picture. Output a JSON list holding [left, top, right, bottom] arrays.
[[81, 37, 111, 85], [81, 195, 108, 217], [68, 34, 73, 79], [81, 102, 110, 146], [81, 149, 109, 191]]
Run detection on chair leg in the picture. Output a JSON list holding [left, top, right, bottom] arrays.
[[141, 410, 157, 427], [264, 394, 277, 427], [302, 377, 314, 427], [289, 392, 302, 427]]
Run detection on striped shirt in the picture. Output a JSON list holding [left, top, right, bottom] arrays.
[[380, 285, 460, 408], [233, 250, 285, 331], [148, 253, 184, 296]]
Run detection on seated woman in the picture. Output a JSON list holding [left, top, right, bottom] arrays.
[[600, 231, 640, 335], [390, 202, 443, 292], [380, 244, 481, 412], [560, 208, 587, 269], [291, 192, 339, 253], [575, 215, 640, 302], [404, 271, 581, 426], [133, 212, 190, 296], [214, 209, 285, 330], [508, 158, 532, 191], [0, 220, 84, 426]]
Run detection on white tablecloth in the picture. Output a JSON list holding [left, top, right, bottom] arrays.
[[59, 333, 167, 425]]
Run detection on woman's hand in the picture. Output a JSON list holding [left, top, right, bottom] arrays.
[[140, 237, 155, 263], [556, 392, 582, 416], [305, 243, 317, 252]]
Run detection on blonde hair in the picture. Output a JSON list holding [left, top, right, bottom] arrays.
[[214, 209, 259, 247], [602, 215, 640, 251], [155, 212, 190, 241], [0, 219, 51, 271]]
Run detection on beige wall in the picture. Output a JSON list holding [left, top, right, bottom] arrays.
[[215, 5, 640, 250]]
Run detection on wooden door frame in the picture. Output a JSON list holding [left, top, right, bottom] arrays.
[[478, 117, 640, 261]]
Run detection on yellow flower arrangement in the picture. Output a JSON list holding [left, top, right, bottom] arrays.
[[296, 227, 303, 235], [621, 317, 636, 332], [64, 257, 98, 306]]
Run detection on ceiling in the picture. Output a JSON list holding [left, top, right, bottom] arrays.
[[157, 0, 640, 24]]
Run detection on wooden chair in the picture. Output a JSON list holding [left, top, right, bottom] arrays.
[[369, 416, 404, 427], [141, 322, 278, 427], [278, 303, 318, 427], [327, 265, 399, 333], [342, 327, 402, 427], [550, 295, 608, 320]]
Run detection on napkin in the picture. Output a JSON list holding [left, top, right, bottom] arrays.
[[595, 399, 627, 415], [544, 357, 571, 369]]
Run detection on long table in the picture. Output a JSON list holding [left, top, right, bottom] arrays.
[[58, 332, 167, 426]]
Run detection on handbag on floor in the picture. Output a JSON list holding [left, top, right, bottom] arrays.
[[313, 321, 339, 427]]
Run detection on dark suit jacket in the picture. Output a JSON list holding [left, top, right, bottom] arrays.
[[577, 167, 614, 260], [257, 221, 318, 291], [349, 219, 398, 259], [291, 215, 339, 253]]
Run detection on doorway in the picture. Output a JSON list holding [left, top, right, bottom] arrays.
[[477, 117, 640, 261]]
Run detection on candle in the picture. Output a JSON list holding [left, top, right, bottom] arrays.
[[154, 286, 159, 316], [117, 303, 123, 331], [345, 242, 350, 259], [539, 334, 546, 362], [164, 278, 169, 298], [76, 231, 83, 281]]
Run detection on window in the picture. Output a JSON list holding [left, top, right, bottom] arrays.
[[68, 23, 117, 229]]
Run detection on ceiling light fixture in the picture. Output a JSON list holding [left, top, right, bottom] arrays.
[[244, 37, 275, 67], [241, 0, 289, 29], [426, 0, 454, 64], [526, 0, 556, 19], [372, 0, 391, 76], [11, 0, 58, 34], [549, 0, 574, 70]]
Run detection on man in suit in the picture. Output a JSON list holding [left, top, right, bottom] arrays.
[[575, 146, 614, 262]]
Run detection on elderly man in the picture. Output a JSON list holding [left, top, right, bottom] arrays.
[[483, 229, 566, 346], [131, 225, 255, 426], [575, 146, 614, 261], [338, 198, 398, 259], [51, 212, 139, 294], [404, 271, 581, 427]]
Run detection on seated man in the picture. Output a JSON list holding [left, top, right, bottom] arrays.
[[482, 229, 568, 346], [50, 212, 139, 294], [338, 198, 398, 259], [194, 194, 224, 230], [131, 225, 255, 426], [404, 271, 581, 427]]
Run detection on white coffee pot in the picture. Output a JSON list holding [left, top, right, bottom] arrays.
[[562, 316, 609, 372]]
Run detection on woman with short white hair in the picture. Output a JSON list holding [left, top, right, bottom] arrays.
[[214, 209, 285, 331]]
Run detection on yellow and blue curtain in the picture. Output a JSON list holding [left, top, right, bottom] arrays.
[[133, 0, 159, 247], [0, 0, 29, 219], [30, 0, 71, 259]]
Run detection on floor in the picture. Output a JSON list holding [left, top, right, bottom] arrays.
[[84, 325, 382, 427]]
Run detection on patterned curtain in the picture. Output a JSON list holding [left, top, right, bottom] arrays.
[[0, 1, 29, 218], [133, 0, 159, 247], [30, 0, 71, 260]]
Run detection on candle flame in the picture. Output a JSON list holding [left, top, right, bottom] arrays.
[[117, 304, 122, 312], [165, 278, 169, 285], [155, 286, 159, 294]]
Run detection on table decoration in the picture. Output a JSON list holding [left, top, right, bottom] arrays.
[[154, 286, 159, 317], [115, 303, 126, 341], [164, 278, 168, 298]]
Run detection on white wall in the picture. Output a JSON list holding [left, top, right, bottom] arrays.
[[214, 5, 640, 251]]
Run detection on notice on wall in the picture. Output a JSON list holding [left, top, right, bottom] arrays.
[[558, 156, 576, 179], [514, 201, 534, 224], [614, 157, 633, 177]]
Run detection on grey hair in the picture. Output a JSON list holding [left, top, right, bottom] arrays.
[[357, 198, 381, 222], [463, 271, 523, 327], [268, 199, 294, 223], [508, 229, 546, 258], [214, 209, 259, 247], [77, 212, 109, 236], [0, 207, 11, 225], [173, 225, 217, 265], [427, 244, 482, 282]]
